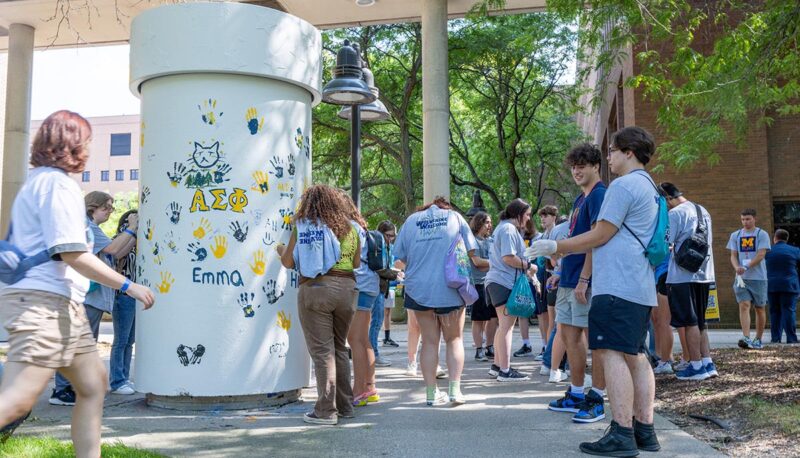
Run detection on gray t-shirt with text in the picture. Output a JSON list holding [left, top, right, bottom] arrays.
[[726, 227, 771, 281]]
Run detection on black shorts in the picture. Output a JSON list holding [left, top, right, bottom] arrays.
[[485, 283, 512, 308], [656, 273, 668, 296], [471, 284, 498, 321], [547, 288, 558, 307], [667, 282, 710, 331], [404, 293, 463, 315], [588, 294, 652, 355], [534, 287, 548, 315]]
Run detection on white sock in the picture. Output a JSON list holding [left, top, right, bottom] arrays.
[[591, 387, 605, 397], [570, 385, 584, 396], [702, 357, 713, 365], [690, 360, 703, 370], [522, 339, 530, 346]]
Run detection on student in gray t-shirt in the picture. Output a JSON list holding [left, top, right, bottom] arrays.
[[726, 208, 771, 349]]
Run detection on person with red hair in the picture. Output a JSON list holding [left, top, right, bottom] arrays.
[[0, 111, 155, 457]]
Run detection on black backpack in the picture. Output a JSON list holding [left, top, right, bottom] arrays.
[[674, 203, 710, 273]]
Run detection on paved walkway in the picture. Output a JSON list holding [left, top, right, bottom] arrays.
[[10, 322, 731, 457]]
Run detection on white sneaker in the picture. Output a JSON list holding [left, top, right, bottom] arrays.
[[654, 362, 674, 375], [674, 360, 689, 372], [539, 365, 551, 376], [111, 383, 136, 395], [436, 366, 447, 379], [406, 362, 418, 377], [549, 369, 568, 383], [583, 374, 593, 388], [375, 356, 392, 367]]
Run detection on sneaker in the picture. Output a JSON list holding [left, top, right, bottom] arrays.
[[497, 367, 530, 382], [676, 364, 710, 381], [548, 390, 584, 413], [488, 364, 501, 377], [539, 365, 551, 376], [704, 362, 719, 378], [475, 347, 488, 362], [353, 391, 376, 407], [583, 374, 593, 389], [366, 391, 380, 403], [49, 388, 76, 406], [111, 383, 136, 395], [0, 410, 31, 444], [653, 361, 674, 375], [579, 421, 638, 457], [633, 419, 661, 452], [382, 338, 399, 347], [534, 350, 544, 361], [513, 343, 533, 357], [673, 360, 689, 372], [549, 369, 568, 383], [375, 355, 392, 367], [485, 345, 495, 358], [406, 361, 418, 376], [752, 338, 763, 349], [449, 391, 466, 405], [337, 411, 355, 419], [303, 411, 337, 425], [573, 390, 606, 423], [738, 336, 753, 349], [436, 366, 447, 379], [426, 389, 449, 406]]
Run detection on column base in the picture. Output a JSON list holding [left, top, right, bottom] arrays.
[[145, 389, 301, 411]]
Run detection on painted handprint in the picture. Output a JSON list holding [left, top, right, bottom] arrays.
[[213, 163, 231, 184], [245, 107, 265, 135], [262, 279, 285, 305], [269, 157, 284, 179], [163, 231, 178, 254], [295, 127, 310, 158], [277, 310, 292, 331], [251, 171, 269, 194], [210, 235, 227, 259], [136, 264, 144, 281], [279, 208, 294, 231], [145, 220, 154, 241], [229, 221, 249, 243], [198, 98, 222, 125], [157, 271, 175, 293], [140, 277, 152, 288], [141, 186, 151, 204], [166, 202, 182, 225], [151, 242, 161, 256], [287, 154, 296, 176], [237, 292, 256, 318], [187, 242, 208, 262], [249, 209, 263, 226], [249, 249, 266, 275], [167, 162, 186, 187], [193, 217, 211, 240]]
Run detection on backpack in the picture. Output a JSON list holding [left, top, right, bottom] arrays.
[[0, 225, 52, 285], [622, 171, 670, 268], [444, 233, 478, 306], [366, 230, 389, 271], [674, 203, 710, 273]]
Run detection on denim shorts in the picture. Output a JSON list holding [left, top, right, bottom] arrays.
[[733, 279, 768, 307], [357, 292, 380, 312], [588, 294, 652, 355]]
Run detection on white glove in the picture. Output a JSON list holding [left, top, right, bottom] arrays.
[[735, 274, 746, 288], [524, 240, 557, 259]]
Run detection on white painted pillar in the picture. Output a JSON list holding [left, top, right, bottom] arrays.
[[1, 24, 34, 236], [421, 0, 450, 202]]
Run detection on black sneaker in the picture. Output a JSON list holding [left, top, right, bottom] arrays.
[[382, 338, 400, 348], [633, 419, 661, 451], [48, 388, 76, 406], [497, 367, 530, 382], [488, 364, 500, 377], [0, 410, 31, 443], [579, 421, 639, 457], [513, 344, 533, 357], [485, 345, 495, 358], [475, 347, 488, 362]]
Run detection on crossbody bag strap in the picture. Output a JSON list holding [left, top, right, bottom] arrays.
[[692, 203, 707, 235]]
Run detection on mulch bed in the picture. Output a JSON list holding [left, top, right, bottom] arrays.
[[655, 345, 800, 456]]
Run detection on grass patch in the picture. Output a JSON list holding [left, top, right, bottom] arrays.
[[743, 396, 800, 436], [1, 437, 167, 458]]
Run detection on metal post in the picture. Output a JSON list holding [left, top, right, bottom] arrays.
[[350, 104, 361, 210]]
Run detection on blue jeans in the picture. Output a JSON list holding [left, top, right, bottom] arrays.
[[109, 294, 136, 390], [369, 294, 386, 357], [648, 320, 657, 355], [542, 324, 567, 370], [55, 304, 104, 391]]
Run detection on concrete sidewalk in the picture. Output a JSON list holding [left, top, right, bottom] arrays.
[[12, 323, 728, 457]]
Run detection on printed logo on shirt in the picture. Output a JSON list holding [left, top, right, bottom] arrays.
[[739, 236, 756, 252], [416, 214, 449, 240]]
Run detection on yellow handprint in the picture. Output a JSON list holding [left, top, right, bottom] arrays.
[[193, 217, 212, 240], [277, 310, 291, 331], [199, 98, 222, 125], [210, 235, 228, 259], [245, 107, 265, 135], [158, 271, 175, 293], [251, 171, 269, 194], [249, 249, 266, 275]]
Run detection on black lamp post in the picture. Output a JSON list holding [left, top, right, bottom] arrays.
[[321, 40, 387, 210]]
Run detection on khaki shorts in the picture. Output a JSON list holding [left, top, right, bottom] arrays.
[[555, 286, 592, 328], [0, 289, 97, 369]]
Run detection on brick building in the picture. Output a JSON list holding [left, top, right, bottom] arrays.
[[577, 24, 800, 327]]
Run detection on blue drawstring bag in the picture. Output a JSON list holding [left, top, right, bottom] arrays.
[[0, 225, 51, 285], [505, 268, 536, 318]]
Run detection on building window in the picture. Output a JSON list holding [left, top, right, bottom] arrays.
[[774, 202, 800, 245], [101, 170, 109, 182], [81, 171, 90, 182], [115, 170, 125, 181], [130, 169, 139, 181], [110, 133, 132, 156]]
